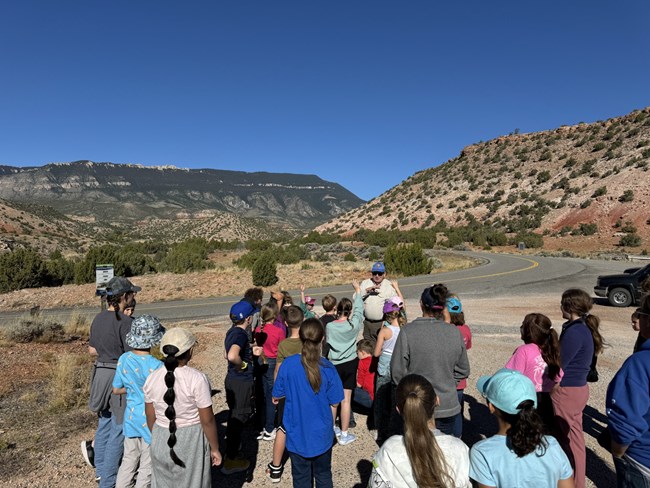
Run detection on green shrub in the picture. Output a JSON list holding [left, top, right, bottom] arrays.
[[580, 200, 592, 209], [343, 253, 357, 262], [0, 248, 49, 293], [621, 222, 637, 233], [619, 190, 634, 202], [5, 317, 65, 343], [159, 238, 214, 274], [619, 234, 642, 247], [252, 253, 278, 286], [537, 170, 551, 183], [513, 232, 544, 248], [384, 243, 433, 277], [368, 250, 380, 261], [592, 186, 607, 197]]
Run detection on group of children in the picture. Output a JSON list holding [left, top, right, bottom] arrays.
[[85, 274, 615, 488]]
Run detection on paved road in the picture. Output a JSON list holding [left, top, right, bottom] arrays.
[[0, 252, 635, 324]]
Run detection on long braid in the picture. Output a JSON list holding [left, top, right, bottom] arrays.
[[162, 344, 185, 467]]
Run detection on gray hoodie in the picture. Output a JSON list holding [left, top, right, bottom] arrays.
[[390, 317, 470, 419]]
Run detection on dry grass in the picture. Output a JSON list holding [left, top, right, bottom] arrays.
[[63, 311, 91, 339], [48, 354, 90, 411]]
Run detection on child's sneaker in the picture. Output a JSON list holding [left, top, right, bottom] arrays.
[[221, 456, 250, 475], [337, 432, 357, 446], [81, 440, 95, 468], [257, 429, 276, 441], [266, 462, 284, 483], [333, 425, 342, 437]]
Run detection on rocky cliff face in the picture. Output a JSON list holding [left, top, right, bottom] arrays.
[[0, 162, 364, 227], [318, 107, 650, 250]]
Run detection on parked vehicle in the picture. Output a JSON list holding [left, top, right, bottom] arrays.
[[594, 263, 650, 307]]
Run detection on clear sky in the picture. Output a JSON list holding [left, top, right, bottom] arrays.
[[1, 1, 648, 201]]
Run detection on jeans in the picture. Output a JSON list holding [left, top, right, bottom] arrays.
[[353, 387, 373, 410], [262, 358, 277, 433], [288, 449, 333, 488], [436, 413, 461, 438], [95, 409, 125, 488], [614, 455, 650, 488], [454, 390, 465, 438]]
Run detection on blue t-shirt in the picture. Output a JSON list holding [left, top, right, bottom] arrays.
[[112, 351, 163, 443], [470, 435, 572, 487], [272, 354, 344, 458], [225, 326, 253, 380]]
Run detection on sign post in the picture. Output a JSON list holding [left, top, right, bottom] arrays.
[[95, 264, 114, 310]]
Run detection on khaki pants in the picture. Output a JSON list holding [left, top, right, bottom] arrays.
[[115, 437, 152, 488]]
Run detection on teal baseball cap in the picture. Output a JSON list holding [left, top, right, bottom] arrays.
[[477, 368, 537, 415]]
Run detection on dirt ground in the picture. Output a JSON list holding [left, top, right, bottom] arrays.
[[0, 290, 639, 488]]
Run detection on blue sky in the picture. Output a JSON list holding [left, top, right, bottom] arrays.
[[1, 1, 648, 201]]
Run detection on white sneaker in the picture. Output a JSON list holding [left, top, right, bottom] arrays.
[[333, 426, 341, 437], [257, 429, 276, 441], [337, 432, 357, 446]]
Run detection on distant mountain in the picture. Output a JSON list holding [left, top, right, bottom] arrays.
[[0, 162, 364, 226], [318, 107, 650, 250]]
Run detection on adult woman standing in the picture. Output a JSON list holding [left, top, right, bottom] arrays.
[[552, 289, 604, 488]]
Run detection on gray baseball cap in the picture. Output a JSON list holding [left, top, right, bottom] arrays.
[[106, 276, 141, 296]]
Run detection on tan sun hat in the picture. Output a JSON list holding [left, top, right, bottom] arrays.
[[160, 328, 196, 357]]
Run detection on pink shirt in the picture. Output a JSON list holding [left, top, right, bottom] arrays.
[[254, 322, 286, 359], [456, 324, 472, 390], [143, 365, 213, 428], [505, 343, 563, 393]]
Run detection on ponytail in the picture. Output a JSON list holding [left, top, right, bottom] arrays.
[[499, 400, 547, 457], [107, 294, 123, 321], [396, 374, 453, 488], [336, 298, 353, 324], [162, 344, 187, 467], [521, 313, 561, 381], [299, 319, 324, 393]]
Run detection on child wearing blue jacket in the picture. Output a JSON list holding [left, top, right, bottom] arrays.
[[272, 318, 344, 488]]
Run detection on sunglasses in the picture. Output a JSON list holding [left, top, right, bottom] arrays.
[[372, 272, 385, 276]]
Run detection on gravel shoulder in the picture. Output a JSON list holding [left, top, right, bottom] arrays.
[[0, 291, 636, 488]]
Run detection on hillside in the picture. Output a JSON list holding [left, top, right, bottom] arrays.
[[318, 108, 650, 252], [0, 163, 364, 253], [0, 162, 363, 227], [0, 199, 105, 255]]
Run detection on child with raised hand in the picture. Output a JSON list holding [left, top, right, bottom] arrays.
[[272, 318, 344, 488], [325, 281, 364, 446], [505, 313, 562, 431], [470, 369, 574, 488], [253, 301, 286, 441], [266, 305, 305, 483], [369, 374, 471, 488], [373, 299, 403, 444], [299, 283, 319, 320], [144, 328, 221, 488], [112, 314, 164, 488], [447, 296, 472, 438]]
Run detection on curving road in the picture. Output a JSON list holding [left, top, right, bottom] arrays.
[[0, 252, 634, 324]]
